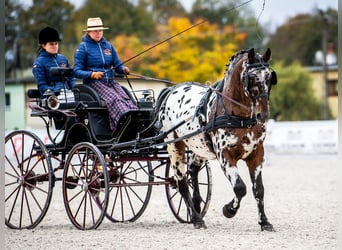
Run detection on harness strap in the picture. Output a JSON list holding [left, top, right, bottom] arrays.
[[205, 114, 257, 131]]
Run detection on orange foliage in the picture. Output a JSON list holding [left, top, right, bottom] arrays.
[[113, 17, 247, 83]]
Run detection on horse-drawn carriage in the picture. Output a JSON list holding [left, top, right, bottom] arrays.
[[5, 48, 277, 231]]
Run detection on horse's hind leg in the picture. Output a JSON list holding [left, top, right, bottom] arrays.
[[247, 159, 275, 231], [168, 142, 206, 229], [188, 154, 206, 214]]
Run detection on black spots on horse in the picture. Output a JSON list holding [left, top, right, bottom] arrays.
[[177, 95, 186, 108], [183, 85, 192, 92], [186, 122, 195, 131], [220, 133, 225, 140], [176, 169, 183, 178], [172, 90, 179, 95], [185, 98, 191, 105]]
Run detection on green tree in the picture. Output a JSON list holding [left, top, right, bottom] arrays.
[[142, 0, 186, 24], [267, 8, 338, 66], [5, 0, 24, 77], [269, 62, 331, 121], [190, 0, 266, 51], [69, 0, 155, 43]]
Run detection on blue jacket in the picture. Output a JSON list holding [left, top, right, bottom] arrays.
[[73, 34, 126, 85], [32, 49, 76, 97]]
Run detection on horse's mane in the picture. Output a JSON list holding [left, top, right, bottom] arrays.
[[225, 49, 248, 76]]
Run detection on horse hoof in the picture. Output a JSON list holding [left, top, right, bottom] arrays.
[[193, 220, 207, 229], [222, 203, 239, 218], [261, 223, 275, 232]]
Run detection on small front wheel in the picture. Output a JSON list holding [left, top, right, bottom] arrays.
[[62, 142, 109, 230]]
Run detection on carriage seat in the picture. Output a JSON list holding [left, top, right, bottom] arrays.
[[72, 84, 106, 107]]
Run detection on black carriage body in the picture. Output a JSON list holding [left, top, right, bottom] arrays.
[[29, 83, 156, 152]]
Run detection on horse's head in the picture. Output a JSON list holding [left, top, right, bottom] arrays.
[[240, 48, 277, 123]]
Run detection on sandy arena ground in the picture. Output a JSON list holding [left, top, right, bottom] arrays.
[[5, 154, 340, 250]]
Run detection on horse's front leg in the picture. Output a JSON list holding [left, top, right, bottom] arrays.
[[221, 163, 247, 219], [247, 159, 275, 232], [168, 142, 206, 229]]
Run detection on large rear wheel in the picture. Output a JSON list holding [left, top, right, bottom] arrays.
[[105, 159, 153, 222], [165, 159, 212, 223], [5, 130, 54, 229]]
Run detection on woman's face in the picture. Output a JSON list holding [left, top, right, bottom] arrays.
[[42, 42, 59, 54], [88, 30, 103, 42]]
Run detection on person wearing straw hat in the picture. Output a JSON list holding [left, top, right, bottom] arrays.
[[73, 17, 137, 132], [33, 26, 76, 98]]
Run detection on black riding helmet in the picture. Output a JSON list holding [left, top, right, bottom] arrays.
[[38, 26, 61, 44]]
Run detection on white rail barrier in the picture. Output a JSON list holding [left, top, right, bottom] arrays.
[[264, 120, 338, 154], [5, 120, 338, 155]]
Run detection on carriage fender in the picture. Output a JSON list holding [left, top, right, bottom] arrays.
[[65, 122, 92, 145]]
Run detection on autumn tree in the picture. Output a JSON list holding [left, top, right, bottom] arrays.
[[118, 17, 247, 83]]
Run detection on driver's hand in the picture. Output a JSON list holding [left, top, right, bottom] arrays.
[[91, 72, 104, 79]]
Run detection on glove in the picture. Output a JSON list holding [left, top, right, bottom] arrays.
[[91, 71, 104, 79]]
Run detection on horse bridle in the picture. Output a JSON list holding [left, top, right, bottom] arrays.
[[242, 61, 272, 102]]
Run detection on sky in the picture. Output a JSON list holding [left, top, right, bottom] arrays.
[[20, 0, 338, 31]]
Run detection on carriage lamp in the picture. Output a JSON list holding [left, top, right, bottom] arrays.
[[42, 89, 61, 110]]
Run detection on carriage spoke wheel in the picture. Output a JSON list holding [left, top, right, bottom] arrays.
[[104, 160, 153, 222], [5, 130, 54, 229], [165, 160, 212, 223], [62, 142, 109, 230]]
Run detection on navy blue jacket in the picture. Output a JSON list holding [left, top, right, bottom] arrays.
[[32, 49, 76, 97], [73, 34, 126, 85]]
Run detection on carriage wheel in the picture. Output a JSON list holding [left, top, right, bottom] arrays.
[[104, 160, 153, 222], [62, 142, 109, 230], [5, 130, 54, 229], [165, 160, 212, 223]]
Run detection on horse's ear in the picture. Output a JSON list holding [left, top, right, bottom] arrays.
[[248, 48, 255, 63], [263, 48, 271, 62]]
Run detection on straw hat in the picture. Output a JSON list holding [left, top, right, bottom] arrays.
[[83, 17, 109, 31]]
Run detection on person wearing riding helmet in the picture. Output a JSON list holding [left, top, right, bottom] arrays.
[[32, 26, 76, 98], [73, 17, 137, 132]]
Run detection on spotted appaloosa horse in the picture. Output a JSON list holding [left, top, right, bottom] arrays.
[[157, 48, 277, 231]]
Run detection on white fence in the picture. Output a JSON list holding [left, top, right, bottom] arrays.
[[264, 120, 338, 154], [5, 120, 338, 155]]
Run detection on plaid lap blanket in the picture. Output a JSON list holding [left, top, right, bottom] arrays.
[[90, 82, 137, 131]]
